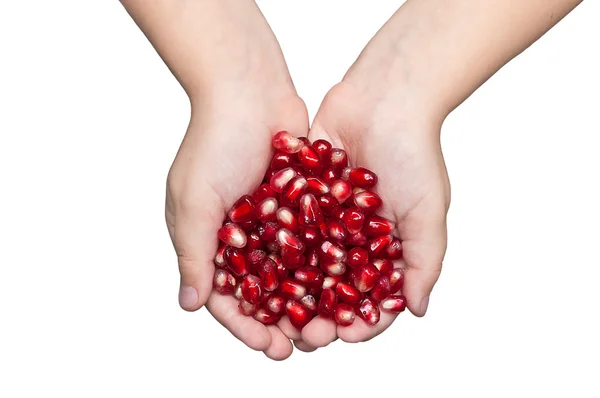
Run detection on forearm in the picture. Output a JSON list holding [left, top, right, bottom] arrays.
[[120, 0, 291, 100], [346, 0, 582, 121]]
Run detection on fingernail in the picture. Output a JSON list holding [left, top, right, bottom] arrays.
[[178, 285, 198, 310], [419, 295, 430, 315]]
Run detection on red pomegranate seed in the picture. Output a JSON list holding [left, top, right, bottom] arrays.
[[353, 263, 380, 292], [325, 218, 347, 242], [246, 230, 263, 251], [305, 247, 320, 267], [334, 303, 355, 326], [336, 282, 362, 305], [256, 197, 278, 223], [234, 283, 243, 300], [268, 253, 286, 277], [369, 275, 391, 301], [252, 183, 276, 203], [276, 207, 300, 233], [266, 294, 286, 315], [227, 195, 257, 224], [246, 249, 267, 268], [321, 168, 340, 186], [349, 167, 378, 189], [294, 266, 324, 287], [224, 246, 250, 277], [313, 139, 332, 166], [380, 295, 407, 313], [298, 145, 323, 175], [357, 297, 380, 325], [257, 258, 279, 291], [300, 295, 318, 312], [299, 193, 323, 226], [280, 175, 308, 206], [286, 300, 312, 330], [299, 226, 323, 248], [306, 177, 330, 196], [270, 167, 298, 193], [320, 240, 347, 262], [321, 259, 347, 276], [331, 179, 352, 204], [270, 150, 296, 171], [317, 194, 338, 216], [347, 231, 368, 247], [264, 169, 277, 184], [342, 206, 365, 234], [214, 243, 227, 268], [331, 206, 346, 220], [367, 235, 393, 257], [318, 288, 337, 318], [279, 279, 307, 300], [257, 221, 279, 242], [353, 191, 383, 213], [386, 238, 403, 260], [389, 268, 405, 294], [372, 259, 393, 276], [281, 250, 305, 270], [347, 247, 369, 268], [253, 308, 280, 325], [272, 131, 305, 154], [213, 269, 236, 295], [322, 275, 344, 290], [217, 223, 247, 248], [238, 299, 259, 316], [241, 274, 263, 304], [364, 215, 395, 237], [330, 148, 348, 171], [276, 228, 305, 255], [238, 218, 258, 231]]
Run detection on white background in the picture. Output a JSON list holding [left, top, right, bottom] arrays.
[[1, 1, 599, 397]]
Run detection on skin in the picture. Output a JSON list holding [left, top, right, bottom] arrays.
[[121, 0, 582, 358]]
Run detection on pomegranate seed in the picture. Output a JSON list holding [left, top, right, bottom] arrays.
[[270, 167, 298, 193], [234, 283, 243, 300], [367, 235, 393, 257], [238, 299, 259, 316], [298, 145, 323, 175], [349, 167, 378, 189], [380, 295, 407, 313], [264, 169, 277, 184], [255, 197, 278, 223], [214, 243, 227, 268], [257, 258, 279, 291], [270, 150, 296, 171], [323, 275, 344, 289], [353, 263, 380, 292], [331, 206, 346, 220], [321, 259, 347, 276], [227, 195, 257, 224], [254, 308, 280, 325], [336, 282, 362, 305], [281, 250, 305, 270], [266, 241, 281, 253], [217, 223, 247, 248], [268, 253, 286, 277], [320, 240, 347, 262], [241, 274, 263, 304], [272, 131, 305, 154], [372, 259, 393, 276], [299, 226, 323, 248], [238, 218, 258, 231], [224, 246, 250, 277], [252, 183, 276, 203], [353, 191, 383, 213], [347, 247, 369, 268], [266, 294, 286, 315], [213, 269, 236, 295], [364, 215, 395, 237], [347, 231, 368, 247], [334, 303, 355, 326], [389, 268, 405, 294], [342, 207, 365, 234], [320, 167, 340, 186], [257, 221, 279, 242], [279, 279, 307, 300], [280, 175, 308, 206], [246, 230, 263, 251], [318, 288, 337, 318], [306, 177, 330, 196], [246, 249, 267, 268], [276, 228, 305, 255], [357, 297, 380, 325], [295, 266, 324, 287], [317, 194, 338, 216], [286, 300, 312, 330], [386, 238, 403, 260], [330, 148, 348, 171], [300, 295, 318, 312], [313, 139, 332, 166], [370, 275, 391, 301], [299, 193, 323, 226], [331, 179, 352, 204], [326, 218, 347, 242], [276, 207, 300, 233], [305, 247, 320, 267]]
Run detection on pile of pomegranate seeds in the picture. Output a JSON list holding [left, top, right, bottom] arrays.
[[214, 131, 407, 330]]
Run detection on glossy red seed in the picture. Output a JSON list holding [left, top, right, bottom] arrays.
[[353, 191, 383, 213], [253, 308, 281, 325], [389, 268, 405, 294], [386, 238, 403, 260], [331, 179, 352, 204], [238, 299, 259, 316], [276, 228, 305, 254], [320, 240, 347, 262], [299, 226, 323, 248], [266, 294, 286, 315], [305, 247, 320, 267], [367, 235, 393, 257], [370, 275, 391, 301], [342, 207, 365, 234], [224, 246, 250, 277], [214, 243, 227, 268], [331, 206, 346, 220], [321, 259, 347, 276], [279, 279, 307, 300], [347, 247, 369, 268], [336, 282, 362, 305], [349, 167, 378, 189], [372, 259, 393, 276], [270, 150, 296, 171], [347, 231, 368, 247], [246, 230, 263, 251], [300, 295, 318, 312], [276, 207, 299, 233], [281, 251, 305, 270], [270, 167, 298, 193], [325, 218, 347, 242], [353, 263, 380, 292], [217, 223, 247, 248], [313, 139, 332, 166], [213, 269, 236, 295], [364, 215, 395, 237], [264, 169, 277, 184], [257, 258, 279, 291], [241, 275, 263, 304], [286, 300, 312, 329], [321, 167, 340, 186], [380, 295, 407, 313], [323, 275, 344, 290], [238, 218, 258, 232], [280, 175, 308, 206], [295, 266, 324, 287], [252, 183, 276, 203], [330, 148, 348, 172], [299, 193, 323, 226], [227, 195, 257, 224], [272, 131, 305, 154], [256, 197, 278, 223], [318, 288, 337, 318], [268, 253, 286, 277], [317, 194, 338, 216], [334, 303, 355, 326], [357, 297, 380, 325], [246, 249, 267, 268], [257, 221, 279, 242], [306, 177, 330, 196], [298, 145, 322, 175]]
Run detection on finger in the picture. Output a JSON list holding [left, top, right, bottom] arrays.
[[277, 316, 302, 341], [263, 326, 294, 361], [300, 316, 337, 348], [293, 340, 318, 353], [206, 293, 272, 351], [337, 311, 398, 343]]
